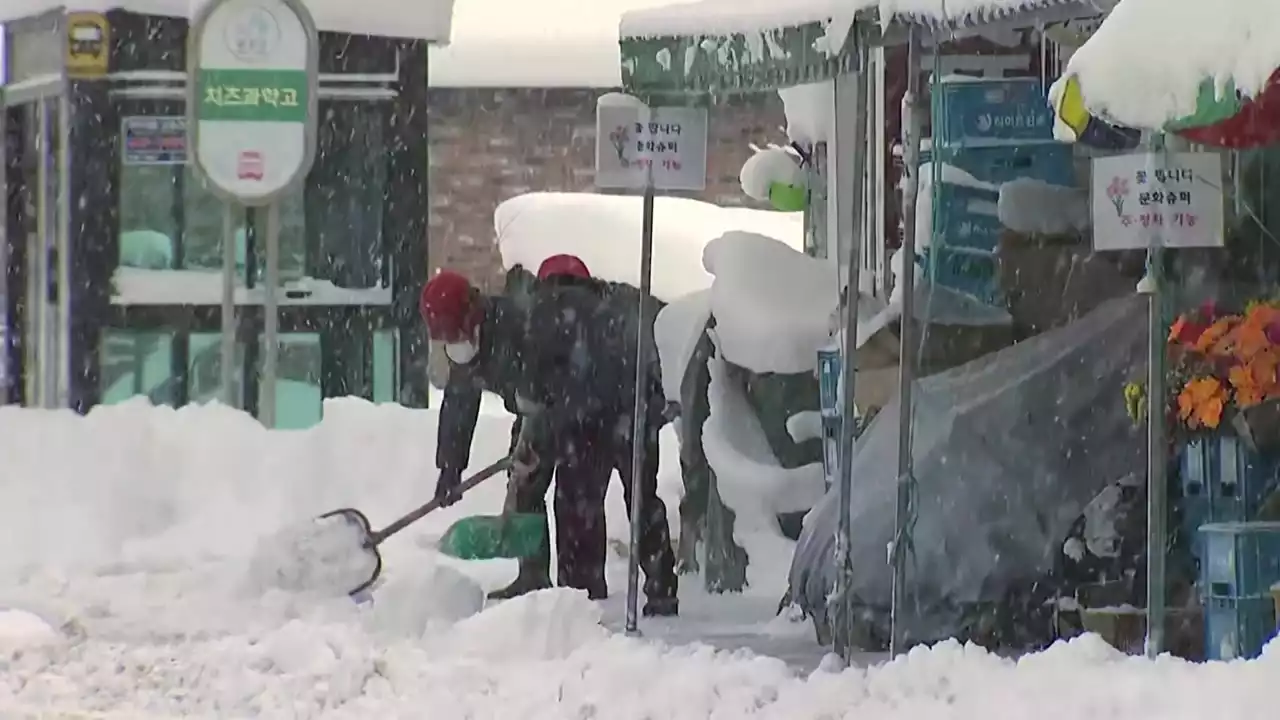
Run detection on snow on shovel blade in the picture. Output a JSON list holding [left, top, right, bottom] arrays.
[[247, 513, 382, 598], [318, 508, 383, 595]]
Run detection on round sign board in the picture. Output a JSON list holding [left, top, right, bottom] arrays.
[[188, 0, 318, 205]]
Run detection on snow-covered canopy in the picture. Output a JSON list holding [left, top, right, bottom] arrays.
[[1061, 0, 1280, 130], [620, 0, 1068, 39], [493, 192, 803, 303], [428, 0, 674, 87], [1, 0, 453, 41]]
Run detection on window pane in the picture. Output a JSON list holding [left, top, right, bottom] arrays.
[[189, 331, 244, 405], [373, 329, 398, 403], [100, 331, 175, 405], [261, 332, 322, 429]]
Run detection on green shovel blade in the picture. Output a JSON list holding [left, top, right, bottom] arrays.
[[438, 513, 546, 561]]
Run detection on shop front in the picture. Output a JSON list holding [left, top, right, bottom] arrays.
[[2, 6, 437, 427]]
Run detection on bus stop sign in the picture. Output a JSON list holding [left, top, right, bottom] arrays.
[[188, 0, 319, 206]]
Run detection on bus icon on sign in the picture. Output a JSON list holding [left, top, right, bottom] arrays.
[[237, 151, 264, 180]]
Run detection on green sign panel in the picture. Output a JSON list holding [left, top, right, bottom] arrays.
[[196, 68, 309, 123]]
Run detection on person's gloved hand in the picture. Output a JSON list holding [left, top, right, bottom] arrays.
[[434, 467, 464, 507]]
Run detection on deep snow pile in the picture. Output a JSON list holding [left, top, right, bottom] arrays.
[[493, 192, 804, 302], [2, 403, 1279, 717]]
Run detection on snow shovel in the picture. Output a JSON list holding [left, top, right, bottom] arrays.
[[320, 456, 513, 595]]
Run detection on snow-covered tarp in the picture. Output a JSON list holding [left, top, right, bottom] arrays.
[[493, 192, 803, 303], [789, 294, 1146, 642], [1, 0, 453, 41], [1059, 0, 1280, 130]]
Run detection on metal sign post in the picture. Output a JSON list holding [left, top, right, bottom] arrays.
[[595, 93, 708, 634], [1088, 141, 1225, 657], [188, 0, 318, 426]]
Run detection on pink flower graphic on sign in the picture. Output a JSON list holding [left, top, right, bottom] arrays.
[[1106, 175, 1129, 217], [608, 125, 631, 166]]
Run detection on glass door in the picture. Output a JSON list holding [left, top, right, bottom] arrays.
[[6, 93, 71, 409]]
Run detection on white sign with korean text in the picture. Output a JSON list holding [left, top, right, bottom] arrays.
[[1091, 151, 1225, 251], [595, 105, 708, 191]]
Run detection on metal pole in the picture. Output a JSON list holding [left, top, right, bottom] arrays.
[[625, 173, 656, 636], [260, 201, 280, 428], [220, 203, 237, 406], [890, 29, 922, 657], [833, 50, 869, 662], [1143, 141, 1168, 658]]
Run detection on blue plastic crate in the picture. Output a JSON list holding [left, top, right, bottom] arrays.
[[918, 247, 1001, 305], [932, 77, 1058, 149], [1203, 595, 1277, 661], [1180, 436, 1280, 544], [932, 182, 1003, 251], [937, 144, 1077, 187], [1199, 522, 1280, 599]]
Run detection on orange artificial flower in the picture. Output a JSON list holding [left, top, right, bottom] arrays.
[[1193, 318, 1236, 356], [1178, 376, 1226, 429]]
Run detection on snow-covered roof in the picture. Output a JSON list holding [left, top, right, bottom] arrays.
[[428, 0, 673, 88], [620, 0, 1083, 39], [1, 0, 453, 42], [1062, 0, 1280, 130]]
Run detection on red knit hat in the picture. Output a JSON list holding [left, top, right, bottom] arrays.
[[537, 254, 591, 280], [419, 271, 481, 342]]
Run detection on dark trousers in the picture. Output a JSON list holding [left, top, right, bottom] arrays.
[[554, 416, 677, 602]]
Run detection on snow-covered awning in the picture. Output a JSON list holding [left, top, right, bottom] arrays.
[[2, 0, 454, 42], [1054, 0, 1280, 138], [618, 0, 1105, 94]]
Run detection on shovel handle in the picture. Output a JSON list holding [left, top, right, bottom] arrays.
[[367, 456, 512, 546]]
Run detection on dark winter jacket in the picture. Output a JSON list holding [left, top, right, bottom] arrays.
[[517, 275, 668, 442], [436, 292, 533, 473]]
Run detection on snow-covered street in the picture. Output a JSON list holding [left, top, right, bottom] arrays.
[[0, 400, 1276, 718]]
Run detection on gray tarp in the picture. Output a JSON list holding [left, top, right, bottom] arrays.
[[788, 295, 1147, 644]]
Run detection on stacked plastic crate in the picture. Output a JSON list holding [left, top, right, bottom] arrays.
[[1181, 435, 1280, 659], [924, 77, 1075, 305]]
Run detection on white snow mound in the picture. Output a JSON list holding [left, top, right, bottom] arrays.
[[0, 609, 63, 651], [442, 588, 608, 662], [494, 192, 803, 302], [739, 147, 805, 202], [246, 516, 381, 598], [702, 231, 838, 374]]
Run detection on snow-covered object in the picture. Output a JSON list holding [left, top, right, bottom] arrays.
[[494, 193, 803, 303], [702, 231, 838, 374], [2, 0, 453, 41], [653, 290, 713, 402], [786, 411, 824, 444], [429, 0, 675, 87], [739, 147, 805, 203], [790, 295, 1148, 642], [1060, 0, 1280, 130], [703, 355, 825, 531], [914, 162, 999, 250], [778, 82, 835, 144], [439, 589, 608, 662], [361, 563, 485, 638], [998, 178, 1090, 236]]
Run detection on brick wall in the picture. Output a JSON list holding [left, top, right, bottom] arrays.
[[426, 88, 788, 292]]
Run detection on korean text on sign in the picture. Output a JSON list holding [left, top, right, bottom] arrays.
[[205, 86, 300, 107]]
